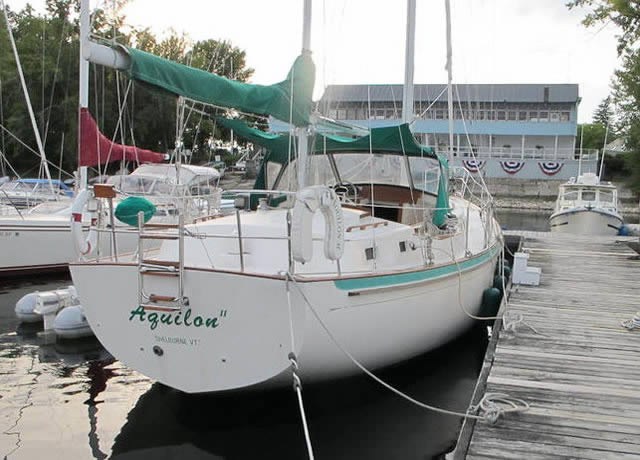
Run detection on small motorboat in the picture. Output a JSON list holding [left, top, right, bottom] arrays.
[[549, 173, 624, 235]]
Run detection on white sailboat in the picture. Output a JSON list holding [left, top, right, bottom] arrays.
[[69, 0, 502, 393], [549, 172, 623, 235]]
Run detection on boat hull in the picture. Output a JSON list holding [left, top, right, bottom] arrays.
[[549, 208, 623, 235], [0, 217, 138, 276], [70, 246, 498, 393]]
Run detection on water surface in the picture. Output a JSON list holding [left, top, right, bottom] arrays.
[[0, 273, 488, 460]]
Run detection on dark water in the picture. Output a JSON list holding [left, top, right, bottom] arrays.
[[496, 209, 551, 232], [0, 273, 488, 460]]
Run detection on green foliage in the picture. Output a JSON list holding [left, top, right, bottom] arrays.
[[569, 0, 640, 195], [0, 0, 254, 178], [592, 96, 614, 127], [576, 123, 608, 150], [567, 0, 640, 54]]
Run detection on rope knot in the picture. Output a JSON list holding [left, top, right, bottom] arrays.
[[470, 392, 530, 425]]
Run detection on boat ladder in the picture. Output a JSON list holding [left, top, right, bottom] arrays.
[[136, 212, 189, 312]]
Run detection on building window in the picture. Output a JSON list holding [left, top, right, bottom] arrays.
[[529, 111, 538, 122], [518, 111, 528, 121], [487, 111, 496, 121], [560, 112, 570, 122], [539, 111, 549, 122], [508, 111, 517, 121], [550, 112, 560, 122], [329, 109, 338, 119], [497, 111, 506, 121], [435, 110, 444, 120], [337, 109, 346, 119]]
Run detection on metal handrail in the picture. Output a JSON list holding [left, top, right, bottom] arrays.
[[0, 189, 24, 220]]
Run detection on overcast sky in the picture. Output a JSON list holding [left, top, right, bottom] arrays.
[[8, 0, 623, 123]]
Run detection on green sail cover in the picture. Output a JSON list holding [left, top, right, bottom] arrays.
[[432, 156, 451, 227], [125, 48, 315, 126]]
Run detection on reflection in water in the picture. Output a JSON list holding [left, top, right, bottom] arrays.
[[109, 325, 488, 460], [0, 270, 492, 459], [495, 209, 551, 232]]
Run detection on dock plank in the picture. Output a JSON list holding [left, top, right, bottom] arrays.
[[455, 232, 640, 459]]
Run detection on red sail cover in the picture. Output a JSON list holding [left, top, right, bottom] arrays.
[[79, 108, 165, 167]]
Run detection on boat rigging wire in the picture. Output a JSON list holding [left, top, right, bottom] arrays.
[[0, 123, 73, 178]]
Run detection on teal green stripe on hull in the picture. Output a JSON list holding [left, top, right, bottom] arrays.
[[334, 245, 500, 291]]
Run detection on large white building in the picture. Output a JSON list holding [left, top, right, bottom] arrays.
[[317, 83, 598, 179]]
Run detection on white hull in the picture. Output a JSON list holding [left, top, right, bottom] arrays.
[[549, 208, 623, 236], [0, 215, 137, 274], [70, 245, 498, 393]]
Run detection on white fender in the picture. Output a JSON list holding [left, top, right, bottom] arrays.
[[71, 189, 97, 257], [291, 186, 344, 263]]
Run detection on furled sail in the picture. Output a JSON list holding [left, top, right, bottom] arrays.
[[79, 108, 165, 167], [124, 48, 315, 127]]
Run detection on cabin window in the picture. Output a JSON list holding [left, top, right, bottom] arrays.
[[599, 191, 613, 203], [399, 241, 407, 252], [409, 157, 440, 194], [365, 247, 375, 260], [562, 191, 579, 201], [581, 191, 596, 201], [266, 161, 281, 189], [307, 155, 337, 187]]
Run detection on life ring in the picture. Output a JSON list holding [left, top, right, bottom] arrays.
[[291, 186, 344, 263], [71, 189, 97, 257]]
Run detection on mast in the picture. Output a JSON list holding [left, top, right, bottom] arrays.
[[2, 1, 55, 193], [444, 0, 455, 163], [401, 0, 416, 124], [296, 0, 312, 189], [578, 124, 584, 177], [598, 122, 609, 181], [79, 0, 90, 188]]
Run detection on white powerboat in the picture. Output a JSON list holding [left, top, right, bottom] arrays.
[[549, 172, 623, 235]]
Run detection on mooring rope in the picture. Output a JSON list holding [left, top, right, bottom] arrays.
[[285, 277, 315, 460], [621, 312, 640, 330], [283, 272, 529, 423]]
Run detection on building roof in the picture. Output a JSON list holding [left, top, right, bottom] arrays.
[[321, 84, 579, 104]]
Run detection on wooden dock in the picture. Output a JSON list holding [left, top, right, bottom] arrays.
[[454, 231, 640, 460]]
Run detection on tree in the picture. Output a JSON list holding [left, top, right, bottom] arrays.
[[567, 0, 640, 54], [592, 96, 614, 127], [568, 0, 640, 193], [0, 0, 254, 177]]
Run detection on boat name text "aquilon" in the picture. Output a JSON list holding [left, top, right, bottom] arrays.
[[128, 307, 228, 331]]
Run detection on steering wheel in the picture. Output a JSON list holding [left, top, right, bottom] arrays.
[[333, 182, 359, 201]]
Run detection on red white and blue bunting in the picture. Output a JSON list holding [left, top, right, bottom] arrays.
[[538, 161, 564, 176], [462, 159, 486, 173], [499, 160, 525, 175]]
